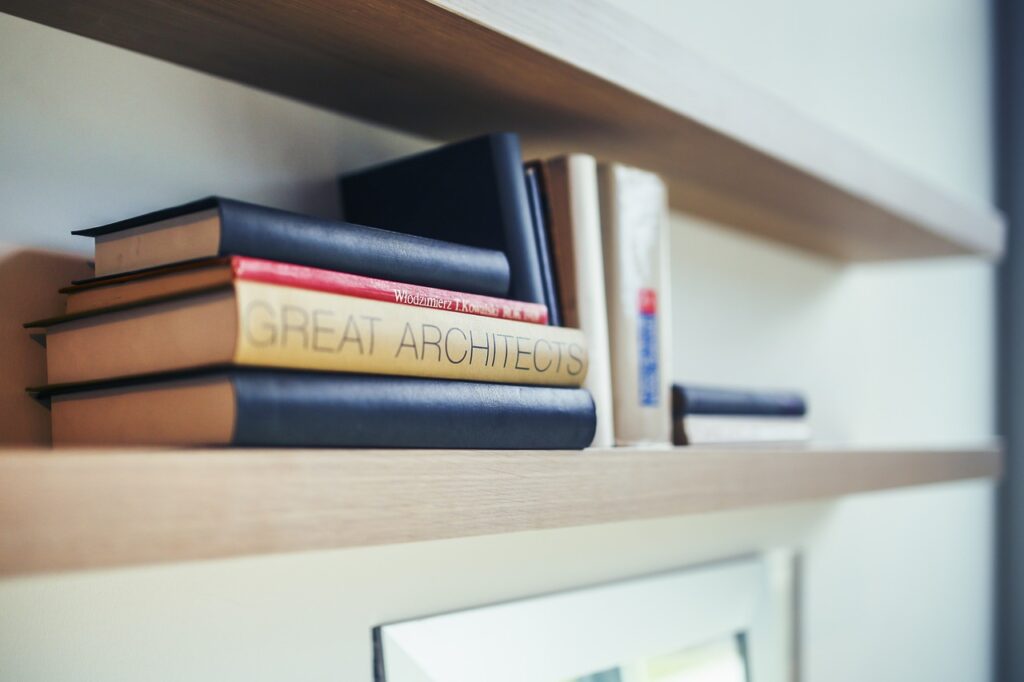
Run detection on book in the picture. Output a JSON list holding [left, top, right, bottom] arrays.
[[340, 134, 546, 304], [29, 280, 588, 387], [539, 155, 615, 448], [41, 368, 597, 449], [673, 415, 811, 446], [672, 384, 806, 417], [72, 197, 511, 297], [61, 256, 549, 324], [523, 162, 561, 325], [599, 164, 672, 446]]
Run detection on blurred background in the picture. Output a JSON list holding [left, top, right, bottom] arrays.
[[0, 0, 1018, 680]]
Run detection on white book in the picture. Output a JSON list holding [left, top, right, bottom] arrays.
[[598, 164, 672, 446], [675, 415, 811, 446], [541, 155, 615, 447]]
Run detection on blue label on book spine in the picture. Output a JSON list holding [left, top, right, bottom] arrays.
[[638, 289, 659, 406]]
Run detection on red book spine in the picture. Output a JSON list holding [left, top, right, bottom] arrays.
[[231, 256, 549, 324]]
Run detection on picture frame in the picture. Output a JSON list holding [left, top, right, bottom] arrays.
[[375, 551, 796, 681]]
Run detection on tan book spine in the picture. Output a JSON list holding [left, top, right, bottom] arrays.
[[232, 281, 588, 386], [599, 164, 672, 445], [543, 155, 615, 447]]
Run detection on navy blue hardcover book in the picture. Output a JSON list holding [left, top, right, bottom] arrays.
[[672, 384, 807, 417], [43, 369, 597, 449], [72, 197, 511, 297], [339, 134, 545, 304], [524, 162, 561, 326]]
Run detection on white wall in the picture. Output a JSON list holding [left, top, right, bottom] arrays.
[[0, 13, 428, 255], [610, 1, 996, 680], [607, 0, 993, 202], [0, 4, 996, 681]]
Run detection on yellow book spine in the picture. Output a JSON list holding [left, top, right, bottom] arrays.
[[232, 281, 588, 387]]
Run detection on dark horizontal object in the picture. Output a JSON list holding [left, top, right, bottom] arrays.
[[672, 384, 806, 417], [43, 368, 597, 450], [74, 197, 511, 297], [232, 371, 595, 448], [340, 133, 544, 303]]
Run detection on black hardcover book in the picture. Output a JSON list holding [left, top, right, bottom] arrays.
[[43, 369, 597, 449], [73, 197, 511, 297], [672, 384, 807, 417], [524, 162, 561, 326], [340, 133, 545, 304]]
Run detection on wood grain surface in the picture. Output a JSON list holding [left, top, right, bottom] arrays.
[[0, 246, 92, 446], [0, 443, 1001, 575], [0, 0, 1004, 260]]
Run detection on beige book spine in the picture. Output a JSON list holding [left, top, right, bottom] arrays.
[[676, 416, 811, 445], [544, 155, 615, 447], [233, 281, 588, 387], [599, 164, 673, 445]]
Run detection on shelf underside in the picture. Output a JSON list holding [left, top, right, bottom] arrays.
[[0, 0, 1005, 260], [0, 443, 1001, 576]]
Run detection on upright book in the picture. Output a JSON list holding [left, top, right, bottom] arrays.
[[599, 164, 673, 446], [524, 162, 562, 325], [29, 280, 588, 387], [539, 155, 616, 448], [72, 197, 510, 297], [340, 134, 546, 305], [41, 369, 597, 449]]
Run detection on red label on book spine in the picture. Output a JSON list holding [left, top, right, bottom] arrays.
[[638, 288, 658, 316], [231, 256, 549, 324]]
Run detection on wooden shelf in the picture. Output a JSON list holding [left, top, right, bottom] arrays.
[[0, 0, 1005, 260], [0, 443, 1001, 576]]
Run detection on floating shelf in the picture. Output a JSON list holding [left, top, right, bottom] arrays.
[[0, 0, 1005, 260], [0, 443, 1001, 576]]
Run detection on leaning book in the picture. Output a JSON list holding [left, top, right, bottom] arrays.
[[72, 196, 511, 297], [599, 164, 672, 446], [539, 154, 616, 447]]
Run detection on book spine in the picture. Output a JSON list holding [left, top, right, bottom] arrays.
[[217, 199, 512, 298], [672, 385, 807, 417], [523, 163, 562, 326], [232, 371, 597, 449], [599, 164, 672, 445], [489, 133, 546, 304], [231, 257, 548, 324], [233, 281, 588, 387], [543, 156, 616, 448]]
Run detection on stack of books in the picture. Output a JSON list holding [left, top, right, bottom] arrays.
[[339, 136, 675, 448], [28, 132, 808, 451], [27, 194, 597, 449], [671, 384, 809, 446]]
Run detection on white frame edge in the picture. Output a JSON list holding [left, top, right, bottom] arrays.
[[377, 551, 796, 682]]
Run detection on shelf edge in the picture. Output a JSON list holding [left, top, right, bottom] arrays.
[[0, 443, 1002, 576]]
